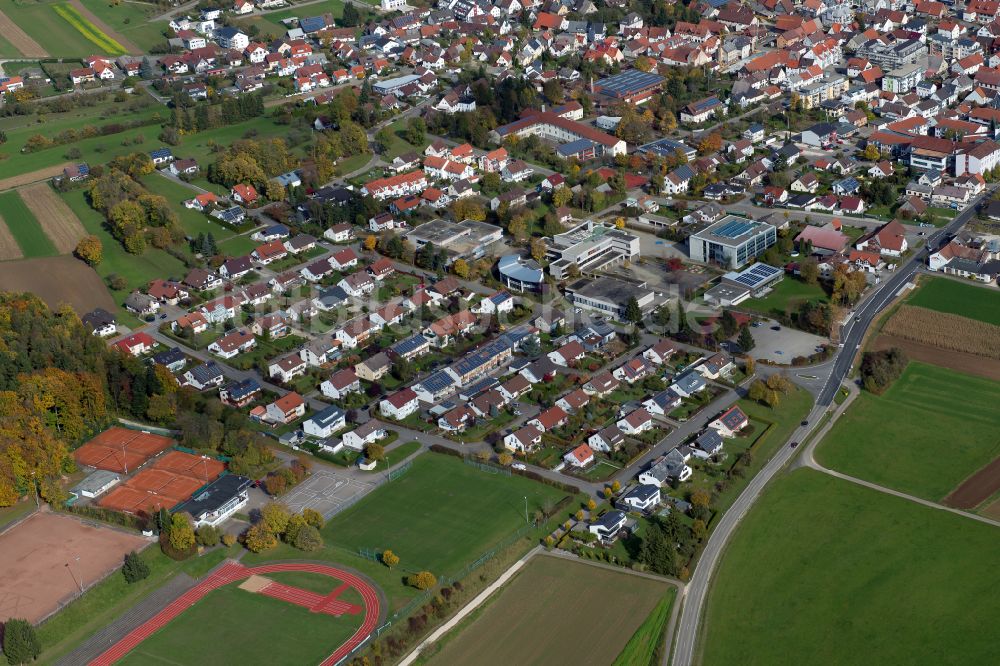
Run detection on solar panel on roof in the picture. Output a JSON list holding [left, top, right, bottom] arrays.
[[715, 220, 755, 239]]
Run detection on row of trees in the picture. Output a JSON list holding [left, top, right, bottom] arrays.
[[170, 93, 264, 133]]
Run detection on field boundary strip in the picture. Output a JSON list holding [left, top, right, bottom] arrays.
[[0, 8, 48, 57], [52, 3, 126, 56], [67, 0, 141, 54], [18, 182, 88, 254], [0, 214, 25, 261]]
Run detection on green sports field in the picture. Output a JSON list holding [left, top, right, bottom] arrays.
[[117, 572, 363, 666], [906, 276, 1000, 326], [323, 454, 567, 576], [425, 556, 675, 666], [702, 469, 1000, 665], [0, 190, 57, 257], [816, 362, 1000, 501]]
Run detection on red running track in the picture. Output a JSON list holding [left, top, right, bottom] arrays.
[[89, 561, 381, 666]]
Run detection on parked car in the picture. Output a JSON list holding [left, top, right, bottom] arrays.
[[512, 463, 526, 471]]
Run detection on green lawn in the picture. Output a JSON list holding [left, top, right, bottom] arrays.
[[0, 190, 57, 257], [701, 469, 1000, 665], [117, 573, 362, 666], [906, 276, 1000, 325], [742, 278, 828, 317], [425, 556, 675, 666], [816, 362, 1000, 502], [927, 206, 958, 226], [140, 174, 244, 245], [61, 188, 188, 304], [320, 453, 566, 577]]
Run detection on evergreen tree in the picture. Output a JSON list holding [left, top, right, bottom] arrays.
[[738, 325, 755, 352], [625, 296, 643, 325], [2, 618, 41, 665], [121, 550, 150, 584]]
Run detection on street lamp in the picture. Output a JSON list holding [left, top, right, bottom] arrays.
[[67, 557, 83, 593]]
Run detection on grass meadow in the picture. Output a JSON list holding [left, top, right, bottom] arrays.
[[817, 362, 1000, 501], [701, 469, 1000, 665]]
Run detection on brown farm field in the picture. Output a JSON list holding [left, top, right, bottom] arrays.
[[0, 8, 47, 57], [872, 333, 1000, 382], [19, 182, 87, 253], [0, 255, 114, 314], [0, 214, 24, 260], [943, 456, 1000, 510], [881, 305, 1000, 360], [0, 511, 148, 624], [424, 555, 675, 666]]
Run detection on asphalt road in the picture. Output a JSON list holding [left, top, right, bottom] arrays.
[[670, 189, 988, 666]]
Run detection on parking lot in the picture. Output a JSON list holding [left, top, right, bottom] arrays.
[[260, 469, 377, 519], [747, 318, 828, 363]]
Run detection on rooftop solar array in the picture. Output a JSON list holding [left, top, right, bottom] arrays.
[[639, 138, 695, 157], [714, 219, 756, 239], [729, 263, 782, 289], [597, 70, 666, 97]]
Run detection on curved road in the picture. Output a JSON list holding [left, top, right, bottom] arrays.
[[670, 190, 991, 666]]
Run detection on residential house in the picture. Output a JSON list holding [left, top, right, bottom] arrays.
[[303, 405, 347, 439], [265, 392, 306, 425], [342, 421, 387, 451], [707, 405, 749, 437], [380, 387, 419, 419], [563, 443, 595, 468]]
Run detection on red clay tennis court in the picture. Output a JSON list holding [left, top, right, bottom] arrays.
[[153, 451, 226, 481], [97, 451, 225, 515], [73, 428, 175, 474]]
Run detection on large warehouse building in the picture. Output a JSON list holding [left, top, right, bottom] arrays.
[[594, 70, 665, 105]]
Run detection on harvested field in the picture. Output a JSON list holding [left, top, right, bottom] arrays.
[[872, 333, 1000, 382], [943, 456, 1000, 509], [65, 0, 138, 54], [882, 305, 1000, 360], [0, 8, 48, 57], [0, 511, 147, 624], [0, 163, 71, 191], [0, 215, 24, 260], [426, 555, 675, 666], [0, 255, 114, 314], [19, 182, 87, 254]]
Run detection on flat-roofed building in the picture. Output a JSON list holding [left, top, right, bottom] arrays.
[[547, 220, 640, 279], [405, 219, 503, 261], [688, 216, 777, 269], [564, 277, 656, 320]]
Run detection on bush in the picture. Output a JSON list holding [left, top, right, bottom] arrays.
[[121, 550, 150, 584], [195, 525, 221, 547], [293, 524, 323, 551], [860, 347, 908, 395], [221, 533, 236, 547], [407, 571, 437, 590], [2, 619, 40, 665]]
